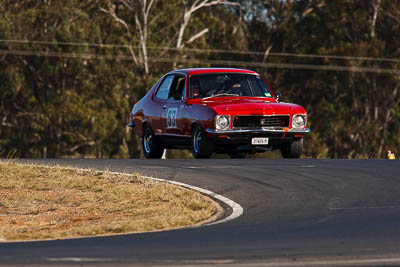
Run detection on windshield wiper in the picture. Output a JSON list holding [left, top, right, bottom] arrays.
[[202, 93, 240, 100]]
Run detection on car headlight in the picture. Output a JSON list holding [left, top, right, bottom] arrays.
[[215, 115, 230, 130], [292, 115, 306, 128]]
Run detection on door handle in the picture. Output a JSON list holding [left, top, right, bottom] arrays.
[[162, 105, 167, 109]]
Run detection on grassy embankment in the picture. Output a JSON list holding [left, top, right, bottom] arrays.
[[0, 161, 220, 241]]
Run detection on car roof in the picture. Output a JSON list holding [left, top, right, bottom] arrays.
[[168, 68, 259, 76]]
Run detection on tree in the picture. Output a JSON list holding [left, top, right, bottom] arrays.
[[0, 0, 135, 158], [244, 0, 400, 158]]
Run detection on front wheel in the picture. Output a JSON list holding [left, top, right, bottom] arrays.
[[281, 138, 303, 158], [142, 125, 164, 159], [191, 125, 214, 159]]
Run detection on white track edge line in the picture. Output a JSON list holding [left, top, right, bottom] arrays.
[[41, 165, 243, 226], [142, 175, 243, 226]]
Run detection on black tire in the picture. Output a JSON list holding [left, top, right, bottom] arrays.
[[191, 125, 214, 159], [281, 138, 303, 158], [142, 125, 164, 159]]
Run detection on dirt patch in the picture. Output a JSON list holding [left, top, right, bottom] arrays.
[[0, 161, 221, 241]]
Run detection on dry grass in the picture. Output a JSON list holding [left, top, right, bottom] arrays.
[[0, 161, 220, 241]]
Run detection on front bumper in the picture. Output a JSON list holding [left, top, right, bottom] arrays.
[[205, 128, 311, 135], [206, 127, 310, 153]]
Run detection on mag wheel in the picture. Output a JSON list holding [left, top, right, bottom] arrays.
[[142, 125, 164, 159], [191, 125, 214, 159], [281, 138, 303, 158]]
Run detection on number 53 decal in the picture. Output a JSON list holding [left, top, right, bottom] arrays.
[[167, 108, 177, 128]]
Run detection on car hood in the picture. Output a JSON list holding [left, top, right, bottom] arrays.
[[200, 98, 306, 114]]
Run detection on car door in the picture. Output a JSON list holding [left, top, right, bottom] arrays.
[[161, 75, 186, 137], [153, 74, 175, 135]]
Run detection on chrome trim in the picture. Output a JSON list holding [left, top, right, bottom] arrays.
[[205, 128, 311, 134]]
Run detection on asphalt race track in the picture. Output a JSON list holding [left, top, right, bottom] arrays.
[[1, 159, 400, 266]]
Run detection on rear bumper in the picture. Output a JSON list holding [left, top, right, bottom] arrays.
[[205, 128, 311, 135]]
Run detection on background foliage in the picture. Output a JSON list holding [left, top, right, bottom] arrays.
[[1, 0, 399, 159]]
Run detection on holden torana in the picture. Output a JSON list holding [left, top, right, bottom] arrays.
[[129, 68, 310, 159]]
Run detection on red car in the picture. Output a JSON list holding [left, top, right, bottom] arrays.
[[129, 68, 310, 159]]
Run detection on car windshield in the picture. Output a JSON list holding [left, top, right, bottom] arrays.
[[189, 73, 273, 99]]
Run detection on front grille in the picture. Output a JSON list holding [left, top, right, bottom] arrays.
[[233, 115, 290, 128]]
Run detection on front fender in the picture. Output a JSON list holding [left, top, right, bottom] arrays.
[[184, 104, 216, 137]]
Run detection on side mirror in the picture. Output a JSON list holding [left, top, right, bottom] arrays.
[[275, 92, 281, 101]]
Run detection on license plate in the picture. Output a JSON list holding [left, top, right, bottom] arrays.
[[251, 138, 269, 145]]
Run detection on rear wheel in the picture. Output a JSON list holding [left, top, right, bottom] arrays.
[[281, 138, 303, 158], [191, 125, 214, 159], [142, 125, 164, 159]]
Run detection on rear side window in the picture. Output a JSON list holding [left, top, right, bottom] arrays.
[[155, 75, 174, 100]]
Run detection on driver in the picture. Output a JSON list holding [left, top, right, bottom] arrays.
[[191, 78, 201, 98]]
